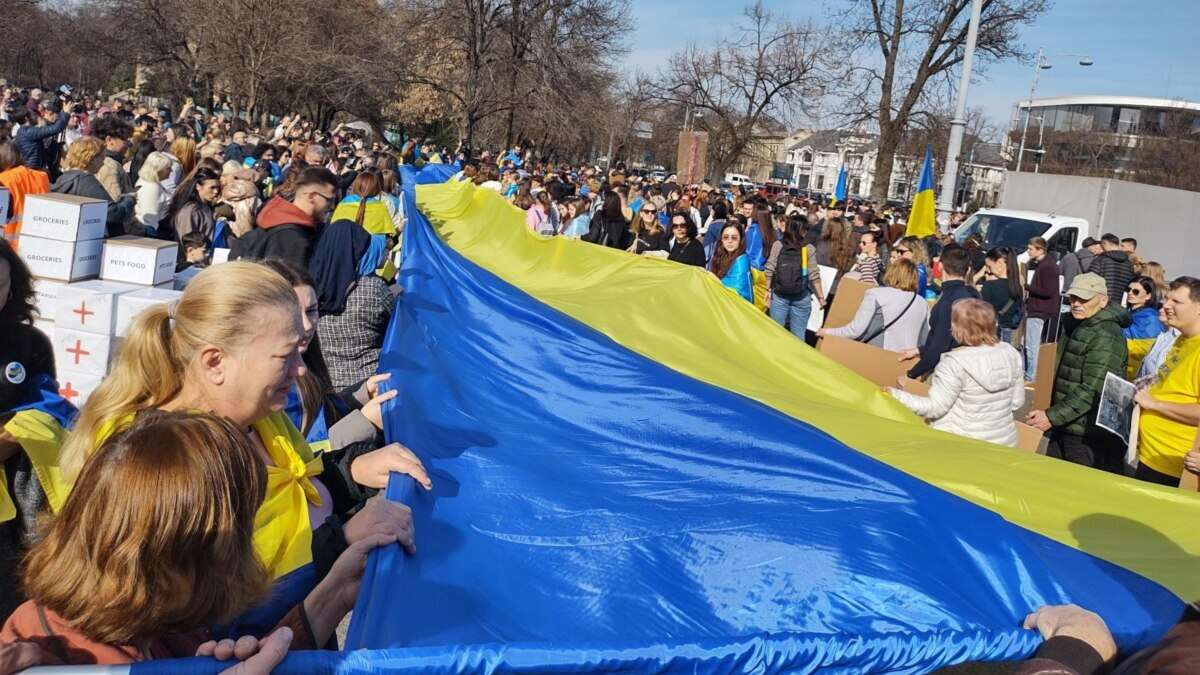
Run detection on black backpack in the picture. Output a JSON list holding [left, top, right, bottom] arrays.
[[772, 245, 807, 295]]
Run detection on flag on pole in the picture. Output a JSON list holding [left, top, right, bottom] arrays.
[[906, 145, 937, 238], [829, 164, 847, 207]]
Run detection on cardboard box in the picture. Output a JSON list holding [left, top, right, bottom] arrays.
[[114, 287, 183, 337], [101, 236, 179, 286], [31, 277, 67, 320], [816, 335, 918, 388], [17, 235, 103, 282], [51, 326, 117, 377], [55, 369, 104, 408], [20, 193, 107, 242], [54, 280, 142, 335]]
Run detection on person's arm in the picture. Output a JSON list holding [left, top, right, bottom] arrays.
[[764, 241, 781, 290], [808, 246, 825, 304], [823, 291, 877, 339], [1134, 391, 1200, 426], [1011, 367, 1027, 412], [25, 112, 68, 142], [889, 358, 962, 420]]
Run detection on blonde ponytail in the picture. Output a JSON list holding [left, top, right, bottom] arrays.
[[61, 262, 299, 479]]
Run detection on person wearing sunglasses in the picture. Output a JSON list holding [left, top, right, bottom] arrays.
[[709, 223, 753, 302], [631, 204, 668, 254], [232, 167, 339, 267], [666, 212, 705, 268], [1124, 276, 1166, 340]]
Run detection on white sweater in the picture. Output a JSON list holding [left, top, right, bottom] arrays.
[[890, 342, 1025, 446], [134, 179, 170, 232]]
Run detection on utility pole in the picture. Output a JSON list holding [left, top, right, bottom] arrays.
[[937, 0, 982, 221]]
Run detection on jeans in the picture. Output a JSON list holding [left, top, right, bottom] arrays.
[[1024, 316, 1045, 382], [999, 327, 1016, 346], [770, 293, 812, 340]]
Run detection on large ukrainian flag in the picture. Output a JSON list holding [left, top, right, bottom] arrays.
[[184, 165, 1197, 675], [907, 145, 938, 238]]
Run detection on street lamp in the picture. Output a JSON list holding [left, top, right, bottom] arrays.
[[1015, 49, 1094, 171]]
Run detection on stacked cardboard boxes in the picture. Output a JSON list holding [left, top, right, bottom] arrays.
[[18, 196, 182, 407]]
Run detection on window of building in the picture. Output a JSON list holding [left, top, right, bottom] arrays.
[[1090, 106, 1114, 132], [816, 175, 825, 190], [1118, 107, 1141, 134]]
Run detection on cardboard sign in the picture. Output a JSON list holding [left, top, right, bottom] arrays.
[[817, 335, 917, 388], [675, 131, 709, 186], [212, 248, 232, 265], [20, 193, 107, 242], [17, 236, 103, 282], [1015, 422, 1044, 453], [823, 277, 872, 331], [51, 326, 116, 377], [101, 236, 179, 286], [31, 277, 67, 320], [114, 287, 183, 337], [55, 369, 104, 407], [54, 280, 142, 335], [1030, 341, 1058, 411], [805, 264, 838, 332]]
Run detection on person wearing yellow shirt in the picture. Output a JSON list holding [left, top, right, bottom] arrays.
[[1134, 276, 1200, 485]]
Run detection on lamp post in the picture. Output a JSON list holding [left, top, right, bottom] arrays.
[[937, 0, 982, 220], [1015, 50, 1094, 172]]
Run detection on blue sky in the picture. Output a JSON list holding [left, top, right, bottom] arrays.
[[625, 0, 1200, 135]]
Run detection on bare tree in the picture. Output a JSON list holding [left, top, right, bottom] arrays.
[[651, 2, 840, 183], [841, 0, 1047, 202]]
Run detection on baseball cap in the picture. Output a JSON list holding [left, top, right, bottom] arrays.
[[1081, 236, 1099, 248], [1066, 272, 1107, 301]]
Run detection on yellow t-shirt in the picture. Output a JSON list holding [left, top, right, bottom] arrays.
[[1138, 334, 1200, 477]]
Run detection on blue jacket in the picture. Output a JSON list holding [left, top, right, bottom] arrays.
[[14, 115, 68, 170], [1124, 306, 1165, 340], [719, 254, 754, 302]]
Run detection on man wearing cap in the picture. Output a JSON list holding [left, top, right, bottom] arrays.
[[1059, 237, 1103, 292], [1026, 273, 1131, 473], [1132, 276, 1200, 486]]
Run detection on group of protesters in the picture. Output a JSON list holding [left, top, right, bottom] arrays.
[[1, 82, 1199, 675]]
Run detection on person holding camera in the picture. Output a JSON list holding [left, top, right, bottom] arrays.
[[9, 102, 67, 173]]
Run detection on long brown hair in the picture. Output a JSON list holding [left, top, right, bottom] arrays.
[[349, 170, 383, 227], [753, 204, 777, 260], [24, 411, 269, 644], [710, 222, 747, 279], [826, 217, 856, 273], [0, 239, 37, 324]]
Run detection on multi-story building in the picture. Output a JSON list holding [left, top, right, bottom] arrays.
[[1010, 95, 1200, 189], [783, 131, 1005, 206]]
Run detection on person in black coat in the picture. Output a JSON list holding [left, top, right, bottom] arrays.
[[905, 245, 980, 379], [667, 211, 706, 267], [583, 189, 632, 250], [50, 137, 133, 237]]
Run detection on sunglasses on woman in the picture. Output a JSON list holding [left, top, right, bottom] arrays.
[[1127, 287, 1144, 296]]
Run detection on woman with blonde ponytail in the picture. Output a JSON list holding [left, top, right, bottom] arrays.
[[61, 261, 428, 637]]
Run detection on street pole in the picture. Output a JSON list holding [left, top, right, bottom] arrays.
[[937, 0, 982, 223], [1016, 48, 1046, 172]]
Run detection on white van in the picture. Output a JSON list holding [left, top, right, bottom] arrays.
[[724, 173, 754, 188], [951, 208, 1090, 266]]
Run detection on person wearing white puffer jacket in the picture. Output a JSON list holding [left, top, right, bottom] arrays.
[[889, 298, 1026, 447]]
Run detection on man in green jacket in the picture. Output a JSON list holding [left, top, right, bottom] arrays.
[[1026, 273, 1130, 473]]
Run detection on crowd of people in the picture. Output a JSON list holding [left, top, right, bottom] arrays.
[[2, 83, 1200, 674]]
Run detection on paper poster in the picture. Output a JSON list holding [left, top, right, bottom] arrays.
[[806, 265, 838, 332], [1096, 372, 1136, 444]]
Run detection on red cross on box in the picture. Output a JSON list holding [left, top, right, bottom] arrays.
[[66, 340, 90, 366], [59, 381, 80, 401], [72, 300, 95, 325]]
